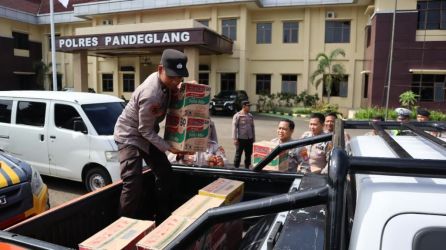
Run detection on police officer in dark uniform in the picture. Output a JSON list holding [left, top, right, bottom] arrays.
[[114, 49, 190, 223]]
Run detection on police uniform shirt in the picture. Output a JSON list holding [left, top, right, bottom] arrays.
[[114, 72, 171, 154], [232, 112, 255, 140], [299, 131, 332, 171]]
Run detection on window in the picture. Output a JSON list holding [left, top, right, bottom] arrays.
[[256, 74, 271, 94], [323, 75, 348, 97], [412, 74, 446, 102], [0, 100, 13, 123], [199, 73, 209, 85], [222, 19, 237, 40], [123, 74, 135, 92], [102, 74, 113, 92], [256, 23, 272, 44], [82, 102, 126, 136], [197, 20, 209, 27], [365, 25, 371, 47], [12, 32, 29, 50], [16, 101, 46, 127], [417, 0, 446, 30], [220, 73, 236, 91], [282, 75, 297, 94], [325, 21, 350, 43], [363, 74, 369, 98], [283, 21, 299, 43], [54, 104, 83, 131]]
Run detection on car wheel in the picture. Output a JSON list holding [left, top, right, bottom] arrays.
[[84, 167, 112, 192]]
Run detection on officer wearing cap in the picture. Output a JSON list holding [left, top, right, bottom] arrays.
[[114, 49, 190, 223], [417, 108, 431, 122], [232, 100, 255, 168], [392, 107, 412, 135]]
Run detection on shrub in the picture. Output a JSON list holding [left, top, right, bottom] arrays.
[[430, 110, 446, 121], [313, 102, 339, 114], [354, 107, 397, 120]]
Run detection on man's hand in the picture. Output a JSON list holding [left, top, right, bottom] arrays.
[[233, 139, 238, 145], [169, 147, 193, 155]]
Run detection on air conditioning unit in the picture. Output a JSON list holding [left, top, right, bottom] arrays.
[[102, 19, 113, 25], [326, 11, 336, 19]]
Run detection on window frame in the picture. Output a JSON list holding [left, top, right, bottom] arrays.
[[325, 20, 351, 43], [102, 73, 114, 92], [256, 22, 272, 44], [412, 74, 446, 102], [322, 75, 349, 97], [0, 99, 13, 124], [16, 101, 46, 127], [222, 19, 237, 41], [281, 74, 298, 94], [256, 74, 272, 95], [123, 73, 135, 92], [220, 73, 236, 91], [283, 21, 299, 43], [12, 32, 29, 50], [417, 0, 446, 30]]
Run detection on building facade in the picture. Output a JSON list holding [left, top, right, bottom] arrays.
[[1, 0, 445, 113]]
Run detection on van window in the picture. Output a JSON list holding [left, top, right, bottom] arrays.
[[82, 102, 125, 135], [54, 104, 82, 131], [0, 99, 13, 123], [16, 101, 46, 127]]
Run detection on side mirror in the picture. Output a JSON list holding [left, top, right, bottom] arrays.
[[73, 120, 88, 134]]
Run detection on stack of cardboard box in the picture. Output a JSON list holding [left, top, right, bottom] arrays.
[[252, 141, 289, 172], [164, 82, 211, 153], [136, 178, 244, 250]]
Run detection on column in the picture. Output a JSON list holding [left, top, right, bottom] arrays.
[[184, 47, 199, 81], [73, 51, 88, 92]]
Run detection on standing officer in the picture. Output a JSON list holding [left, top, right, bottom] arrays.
[[232, 101, 255, 168], [114, 49, 190, 223]]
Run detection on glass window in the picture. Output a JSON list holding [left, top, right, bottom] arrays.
[[323, 75, 349, 97], [325, 21, 350, 43], [197, 20, 209, 27], [417, 0, 446, 30], [54, 104, 83, 131], [412, 74, 446, 102], [16, 101, 46, 127], [0, 100, 13, 124], [12, 32, 29, 50], [256, 74, 271, 95], [220, 73, 236, 91], [82, 102, 125, 136], [256, 23, 272, 44], [222, 19, 237, 41], [123, 74, 135, 92], [102, 74, 113, 92], [283, 22, 299, 43], [199, 73, 209, 85], [282, 75, 297, 94]]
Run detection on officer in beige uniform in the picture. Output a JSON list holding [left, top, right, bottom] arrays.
[[232, 101, 255, 168], [298, 113, 332, 174], [114, 49, 190, 223]]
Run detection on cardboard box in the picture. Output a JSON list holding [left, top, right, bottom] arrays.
[[173, 195, 224, 219], [252, 141, 289, 172], [198, 178, 244, 205], [136, 215, 193, 250], [79, 217, 155, 250], [169, 82, 210, 118], [164, 114, 209, 152]]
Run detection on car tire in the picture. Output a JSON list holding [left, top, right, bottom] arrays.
[[84, 167, 112, 192]]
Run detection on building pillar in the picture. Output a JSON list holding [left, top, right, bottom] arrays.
[[184, 48, 199, 81], [73, 51, 88, 92]]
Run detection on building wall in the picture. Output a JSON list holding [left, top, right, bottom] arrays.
[[0, 17, 43, 90]]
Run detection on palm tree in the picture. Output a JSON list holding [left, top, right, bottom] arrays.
[[310, 48, 346, 103]]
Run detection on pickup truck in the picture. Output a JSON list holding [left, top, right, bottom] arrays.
[[0, 120, 445, 250]]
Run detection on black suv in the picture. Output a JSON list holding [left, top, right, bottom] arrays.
[[210, 90, 249, 114]]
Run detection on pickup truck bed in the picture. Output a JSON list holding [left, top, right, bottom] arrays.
[[3, 166, 296, 249]]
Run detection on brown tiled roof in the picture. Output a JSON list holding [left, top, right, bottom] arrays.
[[0, 0, 102, 15]]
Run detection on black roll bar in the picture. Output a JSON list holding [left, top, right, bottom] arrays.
[[370, 122, 413, 158], [252, 133, 333, 172], [403, 123, 446, 148], [165, 185, 329, 249]]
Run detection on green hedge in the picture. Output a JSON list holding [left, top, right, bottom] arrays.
[[354, 107, 446, 121]]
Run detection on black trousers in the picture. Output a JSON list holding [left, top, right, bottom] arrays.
[[234, 138, 253, 168], [117, 143, 172, 224]]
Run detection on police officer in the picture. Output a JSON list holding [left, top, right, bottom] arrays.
[[232, 101, 255, 168], [114, 49, 190, 223], [392, 107, 412, 136]]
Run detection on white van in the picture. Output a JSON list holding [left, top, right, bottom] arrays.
[[0, 91, 125, 191]]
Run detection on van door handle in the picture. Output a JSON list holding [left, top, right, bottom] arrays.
[[50, 135, 56, 139], [40, 134, 44, 141]]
